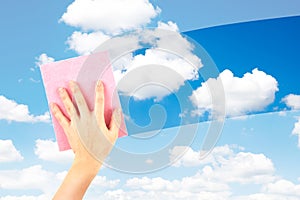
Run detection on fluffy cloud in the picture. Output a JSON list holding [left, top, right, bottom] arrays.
[[1, 145, 300, 199], [0, 140, 23, 162], [190, 68, 278, 117], [81, 145, 278, 199], [123, 171, 230, 199], [233, 193, 300, 200], [0, 195, 49, 200], [114, 26, 202, 101], [35, 53, 55, 67], [169, 145, 235, 167], [61, 0, 201, 102], [157, 21, 179, 32], [101, 189, 229, 200], [61, 0, 201, 101], [60, 0, 160, 34], [0, 165, 120, 199], [90, 176, 120, 189], [233, 179, 300, 200], [292, 118, 300, 148], [34, 139, 74, 163], [206, 152, 275, 184], [170, 145, 275, 184], [64, 20, 198, 102], [126, 174, 229, 193], [282, 94, 300, 110], [0, 95, 50, 123], [116, 50, 201, 101], [106, 146, 285, 199], [263, 179, 300, 196], [0, 165, 58, 194], [66, 31, 110, 55], [98, 146, 285, 200]]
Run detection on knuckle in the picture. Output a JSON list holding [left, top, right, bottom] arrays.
[[76, 97, 85, 108], [97, 95, 104, 103]]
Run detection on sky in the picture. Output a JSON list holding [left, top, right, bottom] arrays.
[[1, 0, 300, 199]]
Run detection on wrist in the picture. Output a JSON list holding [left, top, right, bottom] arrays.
[[53, 156, 102, 200], [73, 155, 102, 177]]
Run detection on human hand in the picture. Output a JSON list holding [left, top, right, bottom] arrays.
[[50, 80, 121, 200]]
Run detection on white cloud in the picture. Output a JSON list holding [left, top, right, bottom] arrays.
[[116, 50, 200, 101], [233, 193, 300, 200], [90, 176, 120, 189], [61, 0, 202, 102], [0, 195, 49, 200], [34, 139, 74, 163], [278, 110, 287, 116], [169, 145, 234, 167], [157, 21, 179, 32], [0, 95, 50, 123], [207, 152, 275, 184], [190, 68, 278, 117], [29, 77, 40, 83], [233, 179, 300, 200], [101, 145, 283, 200], [66, 31, 110, 55], [263, 179, 300, 196], [0, 140, 23, 162], [170, 145, 275, 184], [97, 145, 277, 200], [61, 0, 201, 101], [292, 118, 300, 148], [1, 145, 300, 200], [125, 173, 229, 193], [102, 188, 229, 200], [0, 165, 120, 199], [125, 175, 230, 199], [114, 27, 202, 101], [0, 165, 58, 194], [282, 94, 300, 110], [35, 53, 55, 68], [60, 0, 160, 34]]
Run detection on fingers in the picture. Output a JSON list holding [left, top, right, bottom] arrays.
[[69, 81, 89, 116], [50, 103, 70, 129], [94, 80, 105, 125], [58, 87, 77, 118], [109, 108, 122, 142]]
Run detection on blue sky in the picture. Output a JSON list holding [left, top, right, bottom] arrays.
[[186, 16, 300, 109], [120, 15, 300, 134], [1, 1, 300, 199], [154, 0, 300, 31]]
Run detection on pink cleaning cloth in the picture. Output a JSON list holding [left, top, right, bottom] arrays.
[[40, 51, 127, 151]]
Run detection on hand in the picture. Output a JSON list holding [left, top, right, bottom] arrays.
[[50, 80, 121, 200]]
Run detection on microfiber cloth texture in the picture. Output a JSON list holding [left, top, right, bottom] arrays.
[[40, 51, 127, 151]]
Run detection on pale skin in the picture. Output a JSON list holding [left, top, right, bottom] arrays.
[[50, 80, 120, 200]]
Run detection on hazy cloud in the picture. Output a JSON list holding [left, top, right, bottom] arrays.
[[0, 140, 23, 162], [0, 95, 50, 123]]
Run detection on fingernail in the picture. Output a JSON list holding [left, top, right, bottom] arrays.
[[58, 87, 64, 93], [69, 80, 76, 88], [69, 81, 77, 92], [97, 80, 103, 87]]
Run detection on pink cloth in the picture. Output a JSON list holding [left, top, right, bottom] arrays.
[[40, 52, 127, 151]]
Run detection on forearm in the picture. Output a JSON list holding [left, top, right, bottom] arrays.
[[53, 158, 101, 200]]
